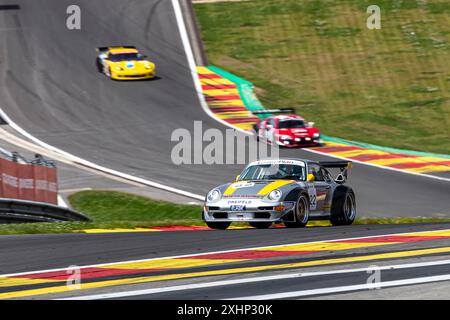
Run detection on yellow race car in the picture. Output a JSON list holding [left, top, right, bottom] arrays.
[[96, 46, 156, 80]]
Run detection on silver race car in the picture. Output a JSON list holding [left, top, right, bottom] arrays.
[[203, 158, 356, 230]]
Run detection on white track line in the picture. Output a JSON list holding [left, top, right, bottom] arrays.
[[303, 148, 450, 183], [57, 195, 68, 208], [1, 228, 449, 278], [0, 0, 446, 212], [171, 0, 249, 135], [174, 2, 450, 183], [230, 274, 450, 300], [0, 103, 203, 201], [0, 0, 245, 203], [58, 259, 450, 300]]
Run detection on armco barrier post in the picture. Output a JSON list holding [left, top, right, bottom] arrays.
[[0, 157, 19, 199], [17, 162, 35, 202]]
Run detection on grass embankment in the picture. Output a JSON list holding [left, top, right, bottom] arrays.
[[194, 0, 450, 154], [0, 191, 449, 235], [0, 191, 203, 235]]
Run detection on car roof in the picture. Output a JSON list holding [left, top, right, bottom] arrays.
[[109, 47, 139, 54], [272, 115, 305, 121], [247, 158, 316, 167]]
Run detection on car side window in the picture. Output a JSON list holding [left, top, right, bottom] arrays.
[[308, 164, 325, 182], [321, 168, 332, 182]]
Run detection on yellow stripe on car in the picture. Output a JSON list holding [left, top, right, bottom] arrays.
[[223, 183, 239, 196], [257, 180, 295, 196]]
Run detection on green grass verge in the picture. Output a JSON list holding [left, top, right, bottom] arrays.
[[0, 191, 448, 235], [0, 191, 204, 235], [194, 0, 450, 154]]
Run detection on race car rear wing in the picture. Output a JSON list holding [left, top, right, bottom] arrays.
[[96, 46, 136, 53], [319, 161, 352, 169], [251, 108, 296, 115], [319, 161, 352, 184]]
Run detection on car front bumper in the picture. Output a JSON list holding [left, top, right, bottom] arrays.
[[277, 138, 322, 148], [203, 198, 296, 222], [111, 71, 155, 80]]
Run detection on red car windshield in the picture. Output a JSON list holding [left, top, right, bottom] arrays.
[[278, 119, 305, 129]]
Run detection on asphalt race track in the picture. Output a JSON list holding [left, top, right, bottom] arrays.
[[2, 223, 450, 299], [1, 223, 449, 275], [0, 0, 449, 300], [0, 0, 448, 217]]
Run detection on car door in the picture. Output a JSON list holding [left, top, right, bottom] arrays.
[[307, 164, 330, 212]]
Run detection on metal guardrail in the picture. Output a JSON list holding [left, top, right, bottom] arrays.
[[0, 149, 56, 168], [0, 198, 90, 224]]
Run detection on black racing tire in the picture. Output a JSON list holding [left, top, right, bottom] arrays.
[[205, 221, 231, 230], [284, 193, 309, 228], [96, 58, 103, 73], [249, 222, 272, 229], [330, 187, 356, 226]]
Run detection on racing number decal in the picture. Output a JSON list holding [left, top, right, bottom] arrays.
[[308, 184, 317, 210]]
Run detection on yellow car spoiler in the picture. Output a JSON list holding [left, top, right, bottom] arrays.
[[96, 46, 136, 52]]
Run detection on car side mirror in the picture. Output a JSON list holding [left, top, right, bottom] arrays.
[[307, 173, 315, 182], [235, 175, 240, 181]]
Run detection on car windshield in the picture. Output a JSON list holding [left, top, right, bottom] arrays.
[[109, 53, 142, 62], [278, 119, 305, 129], [239, 164, 306, 181]]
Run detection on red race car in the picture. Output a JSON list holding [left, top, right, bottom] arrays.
[[253, 109, 322, 148]]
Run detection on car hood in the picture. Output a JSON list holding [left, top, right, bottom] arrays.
[[109, 60, 155, 71], [218, 180, 299, 198]]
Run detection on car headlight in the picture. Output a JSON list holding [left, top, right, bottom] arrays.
[[313, 133, 320, 138], [207, 189, 221, 203], [114, 66, 123, 71], [267, 189, 282, 201], [280, 135, 292, 140]]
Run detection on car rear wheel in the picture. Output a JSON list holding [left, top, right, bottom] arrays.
[[249, 222, 272, 229], [205, 221, 231, 230], [330, 187, 356, 226], [284, 194, 309, 228]]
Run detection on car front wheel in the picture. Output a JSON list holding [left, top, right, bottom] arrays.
[[249, 222, 272, 229], [284, 194, 309, 228], [205, 221, 231, 230]]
